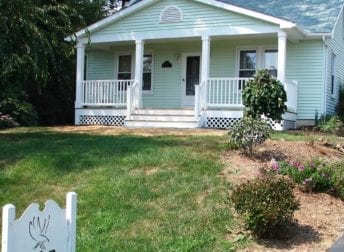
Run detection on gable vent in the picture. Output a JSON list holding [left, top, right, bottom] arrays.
[[160, 5, 183, 23]]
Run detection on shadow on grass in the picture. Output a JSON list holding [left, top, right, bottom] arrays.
[[256, 222, 321, 250], [0, 131, 179, 173]]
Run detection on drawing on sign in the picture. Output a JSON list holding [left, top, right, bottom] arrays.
[[29, 216, 51, 251]]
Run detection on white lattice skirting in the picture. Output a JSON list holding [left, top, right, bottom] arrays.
[[206, 117, 296, 130], [79, 115, 125, 126]]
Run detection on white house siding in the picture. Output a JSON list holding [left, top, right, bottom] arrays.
[[143, 41, 201, 108], [86, 50, 115, 80], [286, 40, 324, 120], [90, 0, 278, 39], [325, 8, 344, 115], [210, 38, 277, 78]]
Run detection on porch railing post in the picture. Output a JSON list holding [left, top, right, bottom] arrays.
[[127, 85, 132, 119], [195, 85, 200, 121]]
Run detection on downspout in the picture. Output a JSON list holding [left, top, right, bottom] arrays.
[[322, 35, 328, 116]]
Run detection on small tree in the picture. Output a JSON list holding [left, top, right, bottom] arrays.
[[229, 70, 287, 155], [243, 70, 287, 121]]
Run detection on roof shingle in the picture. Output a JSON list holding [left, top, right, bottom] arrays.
[[218, 0, 343, 33]]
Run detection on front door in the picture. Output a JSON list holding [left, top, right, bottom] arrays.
[[181, 54, 200, 107]]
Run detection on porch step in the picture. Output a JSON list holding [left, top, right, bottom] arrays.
[[125, 120, 198, 128], [125, 108, 198, 128], [133, 109, 194, 116], [131, 114, 195, 122]]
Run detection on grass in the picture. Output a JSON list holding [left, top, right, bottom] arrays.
[[0, 128, 237, 251]]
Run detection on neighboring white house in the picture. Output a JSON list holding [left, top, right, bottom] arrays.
[[66, 0, 344, 129]]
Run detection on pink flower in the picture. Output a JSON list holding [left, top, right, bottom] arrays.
[[298, 164, 305, 172], [270, 159, 279, 171]]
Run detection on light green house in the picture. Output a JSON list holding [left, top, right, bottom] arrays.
[[66, 0, 344, 129]]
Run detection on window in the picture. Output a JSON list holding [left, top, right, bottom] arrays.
[[238, 47, 278, 78], [331, 53, 336, 95], [264, 49, 278, 77], [118, 54, 132, 80], [143, 54, 152, 91], [239, 50, 257, 77]]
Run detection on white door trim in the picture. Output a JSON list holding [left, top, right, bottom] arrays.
[[181, 53, 201, 107]]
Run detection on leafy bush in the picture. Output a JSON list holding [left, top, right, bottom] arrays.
[[243, 70, 287, 121], [231, 175, 299, 238], [328, 159, 344, 200], [0, 113, 19, 129], [0, 98, 38, 126], [229, 117, 272, 155], [278, 160, 333, 193], [316, 115, 341, 133]]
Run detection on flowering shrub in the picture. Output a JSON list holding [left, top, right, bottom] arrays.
[[231, 175, 299, 238], [0, 112, 19, 129], [273, 159, 333, 193], [228, 117, 272, 155]]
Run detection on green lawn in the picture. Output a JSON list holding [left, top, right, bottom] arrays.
[[0, 128, 237, 251]]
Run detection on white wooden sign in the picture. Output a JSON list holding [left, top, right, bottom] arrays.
[[2, 192, 77, 252]]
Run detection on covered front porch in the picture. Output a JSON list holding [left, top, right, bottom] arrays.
[[75, 33, 298, 129]]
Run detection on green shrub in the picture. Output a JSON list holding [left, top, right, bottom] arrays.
[[278, 160, 333, 193], [243, 70, 287, 121], [329, 159, 344, 200], [336, 84, 344, 118], [0, 98, 38, 126], [231, 175, 299, 238], [316, 115, 341, 133], [229, 117, 272, 155]]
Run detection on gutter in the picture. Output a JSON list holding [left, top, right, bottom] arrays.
[[322, 35, 328, 115]]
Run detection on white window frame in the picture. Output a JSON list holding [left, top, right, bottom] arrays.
[[142, 51, 154, 95], [115, 52, 134, 81], [236, 46, 278, 78], [262, 47, 278, 78]]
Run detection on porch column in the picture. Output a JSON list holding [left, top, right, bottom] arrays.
[[201, 36, 211, 109], [75, 43, 85, 109], [277, 31, 287, 83], [201, 36, 210, 83], [135, 40, 144, 108]]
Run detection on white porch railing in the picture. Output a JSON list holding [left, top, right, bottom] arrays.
[[207, 78, 249, 107], [284, 80, 298, 112], [81, 80, 134, 106], [195, 77, 298, 113]]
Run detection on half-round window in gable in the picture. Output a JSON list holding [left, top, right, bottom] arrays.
[[160, 5, 183, 23]]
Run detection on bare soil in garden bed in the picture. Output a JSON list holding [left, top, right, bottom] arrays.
[[222, 139, 344, 252], [25, 125, 226, 136]]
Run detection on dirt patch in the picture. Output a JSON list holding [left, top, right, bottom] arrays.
[[222, 140, 344, 251], [39, 125, 227, 137]]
